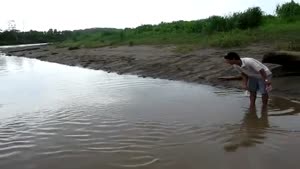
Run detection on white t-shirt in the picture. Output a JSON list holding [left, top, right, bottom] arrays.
[[233, 58, 272, 78]]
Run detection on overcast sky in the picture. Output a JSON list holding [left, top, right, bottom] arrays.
[[0, 0, 295, 31]]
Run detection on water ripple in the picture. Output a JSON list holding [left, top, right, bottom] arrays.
[[0, 54, 300, 169]]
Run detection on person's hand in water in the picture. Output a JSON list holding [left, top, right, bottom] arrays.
[[265, 79, 272, 92], [264, 79, 271, 86]]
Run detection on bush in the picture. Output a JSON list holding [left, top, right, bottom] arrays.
[[276, 0, 300, 19], [204, 16, 227, 33], [236, 7, 263, 29], [201, 7, 263, 33]]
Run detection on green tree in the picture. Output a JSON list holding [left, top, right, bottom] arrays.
[[276, 0, 300, 19]]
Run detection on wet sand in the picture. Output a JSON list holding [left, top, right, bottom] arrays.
[[1, 44, 299, 100]]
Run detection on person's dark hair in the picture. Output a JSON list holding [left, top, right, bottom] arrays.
[[224, 52, 241, 60]]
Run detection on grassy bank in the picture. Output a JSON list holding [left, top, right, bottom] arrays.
[[55, 1, 300, 51], [57, 20, 300, 52]]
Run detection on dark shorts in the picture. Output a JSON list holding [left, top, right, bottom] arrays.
[[247, 76, 272, 94]]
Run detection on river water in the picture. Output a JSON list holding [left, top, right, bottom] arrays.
[[0, 51, 299, 169]]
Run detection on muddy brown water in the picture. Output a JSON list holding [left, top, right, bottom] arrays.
[[0, 53, 299, 169]]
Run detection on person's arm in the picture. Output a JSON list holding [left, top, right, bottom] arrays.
[[259, 69, 271, 86], [241, 72, 248, 90]]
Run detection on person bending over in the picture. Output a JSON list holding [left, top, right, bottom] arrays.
[[224, 52, 272, 106]]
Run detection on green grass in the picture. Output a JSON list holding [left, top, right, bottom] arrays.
[[56, 2, 300, 53], [58, 19, 300, 52], [2, 1, 299, 50]]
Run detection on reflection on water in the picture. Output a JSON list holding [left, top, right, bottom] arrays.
[[269, 97, 300, 116], [224, 105, 269, 152], [0, 54, 299, 169]]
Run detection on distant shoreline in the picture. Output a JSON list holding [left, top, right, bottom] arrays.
[[1, 44, 299, 100]]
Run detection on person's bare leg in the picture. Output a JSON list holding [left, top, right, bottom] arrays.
[[249, 103, 256, 113], [250, 92, 256, 107], [262, 94, 269, 106]]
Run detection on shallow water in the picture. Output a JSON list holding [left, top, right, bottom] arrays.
[[0, 53, 299, 169]]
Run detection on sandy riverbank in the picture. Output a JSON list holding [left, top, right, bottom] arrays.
[[1, 44, 299, 100]]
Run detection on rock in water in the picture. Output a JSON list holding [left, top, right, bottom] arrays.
[[263, 51, 300, 76], [263, 51, 300, 69]]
